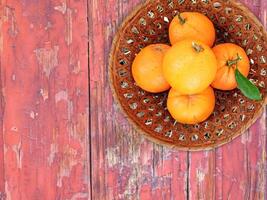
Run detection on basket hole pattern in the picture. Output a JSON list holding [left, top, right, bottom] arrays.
[[111, 0, 266, 148], [213, 2, 222, 9], [204, 132, 211, 140]]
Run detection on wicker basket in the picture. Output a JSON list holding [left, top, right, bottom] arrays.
[[109, 0, 267, 150]]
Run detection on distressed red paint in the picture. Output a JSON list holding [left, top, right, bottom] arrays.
[[1, 0, 90, 199], [89, 0, 266, 199], [0, 0, 264, 199]]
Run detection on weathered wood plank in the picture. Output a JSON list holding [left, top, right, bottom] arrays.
[[88, 0, 189, 199], [189, 150, 216, 200], [215, 112, 266, 200], [0, 1, 6, 196], [215, 1, 267, 199], [189, 1, 266, 199], [89, 0, 266, 199], [1, 0, 90, 199]]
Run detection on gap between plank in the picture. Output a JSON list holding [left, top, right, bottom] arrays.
[[87, 0, 93, 199]]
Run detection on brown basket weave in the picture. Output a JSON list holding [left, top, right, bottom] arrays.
[[109, 0, 267, 150]]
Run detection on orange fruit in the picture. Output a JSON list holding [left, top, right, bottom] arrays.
[[162, 39, 217, 95], [132, 44, 171, 93], [169, 12, 215, 47], [211, 43, 250, 90], [167, 86, 215, 124]]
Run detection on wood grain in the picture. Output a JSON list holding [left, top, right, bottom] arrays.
[[1, 0, 90, 199], [0, 0, 265, 199], [216, 1, 267, 199], [88, 0, 189, 199], [89, 0, 266, 199], [0, 1, 6, 197]]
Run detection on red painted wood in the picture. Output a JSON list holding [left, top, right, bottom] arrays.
[[89, 0, 266, 199], [1, 0, 90, 199], [189, 151, 216, 199], [214, 1, 267, 199], [88, 0, 189, 199], [215, 114, 266, 199], [189, 2, 266, 200], [0, 1, 6, 196], [0, 0, 265, 199]]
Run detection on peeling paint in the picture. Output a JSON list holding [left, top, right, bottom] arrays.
[[11, 74, 16, 81], [12, 141, 22, 169], [5, 181, 11, 200], [30, 111, 35, 119], [3, 6, 19, 37], [44, 21, 52, 31], [54, 2, 73, 45], [127, 133, 142, 165], [122, 167, 141, 199], [2, 0, 90, 198], [72, 60, 81, 74], [55, 90, 68, 103], [54, 2, 67, 14], [256, 109, 266, 198], [184, 168, 188, 198], [0, 11, 3, 54], [69, 113, 88, 141], [47, 143, 58, 166], [196, 168, 205, 183], [34, 43, 59, 77], [57, 147, 79, 187], [67, 100, 73, 121], [70, 192, 88, 200], [76, 113, 87, 138], [65, 8, 73, 45], [106, 147, 119, 167], [241, 132, 252, 144], [40, 88, 49, 101], [1, 0, 265, 199], [10, 126, 18, 132]]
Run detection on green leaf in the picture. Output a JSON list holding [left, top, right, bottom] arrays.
[[235, 68, 262, 100]]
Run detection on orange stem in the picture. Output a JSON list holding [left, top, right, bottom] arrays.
[[177, 13, 186, 25], [227, 54, 242, 67]]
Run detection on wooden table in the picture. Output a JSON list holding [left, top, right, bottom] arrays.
[[0, 0, 266, 199]]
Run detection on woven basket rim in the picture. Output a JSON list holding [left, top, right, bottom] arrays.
[[108, 0, 267, 151]]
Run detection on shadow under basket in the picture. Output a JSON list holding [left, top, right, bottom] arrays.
[[109, 0, 267, 150]]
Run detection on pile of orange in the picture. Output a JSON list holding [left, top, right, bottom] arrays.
[[132, 12, 253, 125]]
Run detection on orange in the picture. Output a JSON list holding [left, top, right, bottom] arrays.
[[162, 39, 217, 95], [167, 86, 215, 124], [132, 44, 171, 93], [211, 43, 250, 90], [169, 12, 215, 47]]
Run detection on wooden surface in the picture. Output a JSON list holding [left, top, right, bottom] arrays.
[[1, 0, 90, 199], [0, 0, 265, 199]]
